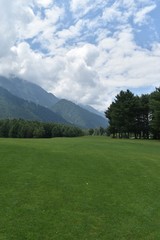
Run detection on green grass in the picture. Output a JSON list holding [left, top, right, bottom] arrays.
[[0, 137, 160, 240]]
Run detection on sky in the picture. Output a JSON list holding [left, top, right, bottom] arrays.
[[0, 0, 160, 111]]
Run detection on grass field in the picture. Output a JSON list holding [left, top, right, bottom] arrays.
[[0, 137, 160, 240]]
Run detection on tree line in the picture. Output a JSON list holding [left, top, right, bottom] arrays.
[[88, 127, 107, 136], [105, 88, 160, 139], [0, 119, 84, 138]]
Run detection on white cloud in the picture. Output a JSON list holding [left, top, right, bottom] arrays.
[[0, 0, 34, 57], [45, 5, 64, 23], [57, 19, 83, 41], [0, 0, 159, 111], [70, 0, 91, 14], [35, 0, 53, 8], [70, 0, 106, 19], [102, 5, 122, 22], [134, 4, 156, 24], [67, 44, 99, 66]]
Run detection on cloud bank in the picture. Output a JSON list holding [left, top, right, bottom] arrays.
[[0, 0, 159, 110]]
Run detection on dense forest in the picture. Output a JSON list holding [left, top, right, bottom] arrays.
[[105, 88, 160, 139], [0, 119, 83, 138]]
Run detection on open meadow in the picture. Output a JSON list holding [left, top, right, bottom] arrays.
[[0, 136, 160, 240]]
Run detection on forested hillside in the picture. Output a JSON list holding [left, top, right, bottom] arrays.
[[0, 87, 67, 123], [52, 99, 107, 129], [0, 76, 107, 129], [0, 75, 59, 108]]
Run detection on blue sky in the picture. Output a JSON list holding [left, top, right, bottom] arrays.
[[0, 0, 160, 110]]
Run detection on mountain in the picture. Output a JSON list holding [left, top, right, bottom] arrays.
[[0, 75, 108, 128], [52, 99, 107, 129], [79, 104, 105, 118], [0, 87, 67, 123], [0, 75, 59, 108]]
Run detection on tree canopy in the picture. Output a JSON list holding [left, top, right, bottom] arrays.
[[105, 88, 160, 139], [0, 119, 84, 138]]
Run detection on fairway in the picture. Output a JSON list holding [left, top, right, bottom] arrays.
[[0, 137, 160, 240]]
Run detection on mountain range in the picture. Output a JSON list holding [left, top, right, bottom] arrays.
[[0, 75, 107, 128], [52, 99, 107, 129], [0, 87, 67, 123]]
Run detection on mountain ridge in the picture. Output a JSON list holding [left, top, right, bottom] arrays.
[[52, 99, 107, 129], [0, 75, 59, 108], [0, 75, 107, 128], [0, 86, 67, 123]]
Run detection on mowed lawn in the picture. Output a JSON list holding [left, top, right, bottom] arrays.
[[0, 137, 160, 240]]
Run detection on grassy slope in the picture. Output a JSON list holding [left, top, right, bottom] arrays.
[[0, 137, 160, 239]]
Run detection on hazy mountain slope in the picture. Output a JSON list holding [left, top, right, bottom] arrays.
[[52, 99, 107, 128], [0, 87, 67, 123], [0, 75, 59, 108], [79, 104, 105, 118], [0, 75, 108, 128]]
